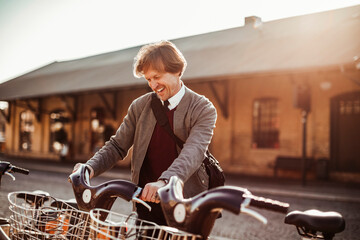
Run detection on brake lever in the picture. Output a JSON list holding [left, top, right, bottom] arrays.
[[241, 197, 267, 224], [5, 171, 15, 181], [132, 187, 152, 211]]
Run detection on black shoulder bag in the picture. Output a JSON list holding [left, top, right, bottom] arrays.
[[151, 93, 225, 189]]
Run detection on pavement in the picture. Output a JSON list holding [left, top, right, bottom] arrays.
[[2, 155, 360, 204]]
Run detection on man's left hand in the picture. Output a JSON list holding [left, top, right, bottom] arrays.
[[140, 180, 166, 203]]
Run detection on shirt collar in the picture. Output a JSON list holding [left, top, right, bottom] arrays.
[[162, 82, 185, 110]]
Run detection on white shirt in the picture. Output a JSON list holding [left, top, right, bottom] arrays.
[[162, 82, 185, 110]]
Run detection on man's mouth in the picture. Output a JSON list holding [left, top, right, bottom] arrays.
[[156, 87, 165, 93]]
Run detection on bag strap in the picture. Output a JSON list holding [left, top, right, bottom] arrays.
[[150, 93, 213, 160], [151, 93, 185, 149]]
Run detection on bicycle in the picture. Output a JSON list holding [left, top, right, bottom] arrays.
[[0, 161, 30, 239], [0, 161, 91, 240], [70, 164, 286, 239], [1, 161, 346, 239], [70, 164, 346, 240], [1, 162, 200, 240]]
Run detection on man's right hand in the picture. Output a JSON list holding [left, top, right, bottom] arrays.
[[140, 180, 166, 203], [72, 163, 94, 179]]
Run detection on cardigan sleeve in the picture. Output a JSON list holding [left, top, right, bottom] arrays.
[[86, 96, 145, 177]]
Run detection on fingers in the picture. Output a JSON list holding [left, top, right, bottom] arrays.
[[87, 165, 95, 179], [141, 182, 163, 203], [71, 163, 95, 179], [68, 163, 82, 183], [72, 163, 82, 173], [154, 193, 160, 204], [140, 184, 155, 203]]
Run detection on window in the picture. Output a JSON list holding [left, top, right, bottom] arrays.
[[19, 110, 35, 151], [0, 118, 5, 143], [0, 114, 5, 152], [0, 101, 7, 146], [49, 110, 70, 153], [252, 98, 279, 149], [339, 99, 360, 115], [90, 108, 105, 153]]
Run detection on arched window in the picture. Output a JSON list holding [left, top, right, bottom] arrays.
[[0, 102, 7, 152], [19, 110, 35, 151], [0, 101, 9, 146], [90, 108, 105, 153], [0, 118, 5, 146], [49, 109, 70, 153], [252, 98, 280, 149]]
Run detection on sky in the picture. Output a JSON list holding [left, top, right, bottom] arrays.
[[0, 0, 359, 84]]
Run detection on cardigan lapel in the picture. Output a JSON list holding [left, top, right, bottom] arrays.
[[132, 98, 157, 180]]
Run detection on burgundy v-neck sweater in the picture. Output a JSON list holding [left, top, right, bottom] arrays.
[[139, 107, 178, 187]]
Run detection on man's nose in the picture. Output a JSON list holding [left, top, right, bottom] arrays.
[[149, 80, 157, 89]]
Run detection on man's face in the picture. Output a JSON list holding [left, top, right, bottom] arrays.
[[144, 68, 181, 101]]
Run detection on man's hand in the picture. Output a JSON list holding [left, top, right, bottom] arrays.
[[140, 180, 166, 203], [71, 163, 94, 178]]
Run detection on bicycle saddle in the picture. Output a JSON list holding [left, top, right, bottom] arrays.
[[285, 209, 345, 234], [16, 190, 50, 207], [51, 198, 79, 209], [0, 217, 9, 225]]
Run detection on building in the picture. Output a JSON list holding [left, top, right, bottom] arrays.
[[0, 5, 359, 181]]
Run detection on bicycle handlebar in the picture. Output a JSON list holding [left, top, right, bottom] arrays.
[[9, 165, 30, 175], [158, 176, 289, 238], [0, 161, 30, 184], [0, 161, 30, 176], [248, 195, 289, 214], [69, 164, 150, 220]]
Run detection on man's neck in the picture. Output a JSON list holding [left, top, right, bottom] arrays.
[[163, 82, 185, 110]]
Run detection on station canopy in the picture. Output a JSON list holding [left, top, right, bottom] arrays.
[[0, 5, 359, 101]]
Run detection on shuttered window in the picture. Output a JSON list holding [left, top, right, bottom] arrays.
[[252, 98, 280, 149]]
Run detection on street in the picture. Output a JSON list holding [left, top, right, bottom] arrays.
[[1, 166, 360, 239]]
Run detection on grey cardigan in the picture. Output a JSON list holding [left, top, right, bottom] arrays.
[[87, 86, 217, 197]]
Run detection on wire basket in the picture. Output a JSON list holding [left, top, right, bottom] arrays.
[[8, 191, 91, 240], [89, 208, 202, 240]]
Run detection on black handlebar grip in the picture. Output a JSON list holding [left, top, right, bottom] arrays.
[[11, 166, 30, 175], [249, 195, 289, 213]]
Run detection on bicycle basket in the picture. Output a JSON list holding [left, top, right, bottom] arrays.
[[8, 191, 91, 240], [89, 208, 202, 240]]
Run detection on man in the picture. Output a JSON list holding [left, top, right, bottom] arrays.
[[72, 40, 217, 225]]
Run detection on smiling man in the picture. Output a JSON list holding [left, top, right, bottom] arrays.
[[72, 40, 217, 225]]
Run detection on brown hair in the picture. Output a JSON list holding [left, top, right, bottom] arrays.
[[133, 40, 187, 78]]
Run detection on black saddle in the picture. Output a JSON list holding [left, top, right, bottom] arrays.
[[285, 209, 345, 239], [51, 198, 78, 209], [16, 190, 50, 207]]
